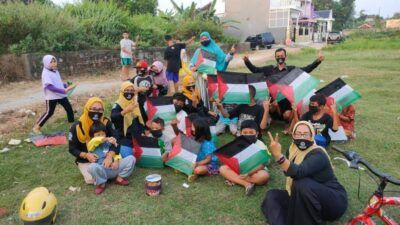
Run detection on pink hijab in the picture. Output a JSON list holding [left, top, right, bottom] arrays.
[[151, 61, 168, 86]]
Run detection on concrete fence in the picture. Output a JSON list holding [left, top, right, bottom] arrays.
[[0, 43, 250, 83]]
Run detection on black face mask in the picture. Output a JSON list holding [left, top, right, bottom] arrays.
[[149, 71, 160, 76], [137, 69, 146, 76], [293, 138, 314, 151], [174, 104, 183, 113], [150, 129, 163, 138], [123, 93, 134, 100], [309, 105, 319, 114], [276, 57, 286, 65], [243, 135, 257, 143], [186, 85, 195, 92], [201, 40, 211, 47], [88, 111, 103, 121]]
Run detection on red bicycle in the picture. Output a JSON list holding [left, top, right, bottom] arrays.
[[332, 145, 400, 225]]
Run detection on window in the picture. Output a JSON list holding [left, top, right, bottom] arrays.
[[269, 9, 289, 28]]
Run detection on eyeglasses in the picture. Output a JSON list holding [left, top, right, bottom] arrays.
[[89, 108, 104, 113], [293, 132, 311, 139]]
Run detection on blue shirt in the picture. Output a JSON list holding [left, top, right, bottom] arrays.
[[92, 142, 111, 165], [196, 140, 219, 164]]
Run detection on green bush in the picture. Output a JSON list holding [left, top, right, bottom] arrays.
[[0, 3, 88, 54]]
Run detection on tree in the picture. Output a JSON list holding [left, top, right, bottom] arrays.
[[313, 0, 355, 30], [392, 12, 400, 19]]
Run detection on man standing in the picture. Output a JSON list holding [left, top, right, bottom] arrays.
[[164, 35, 195, 95], [120, 31, 137, 81]]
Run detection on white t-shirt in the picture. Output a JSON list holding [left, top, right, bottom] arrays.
[[120, 39, 136, 58]]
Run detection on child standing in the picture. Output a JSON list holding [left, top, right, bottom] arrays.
[[189, 117, 219, 182], [33, 55, 76, 134], [149, 61, 168, 96], [120, 31, 137, 81], [87, 122, 135, 195], [131, 60, 153, 123]]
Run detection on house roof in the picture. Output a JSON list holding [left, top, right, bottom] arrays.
[[314, 10, 332, 19]]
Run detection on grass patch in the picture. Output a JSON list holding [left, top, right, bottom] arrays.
[[1, 34, 400, 224]]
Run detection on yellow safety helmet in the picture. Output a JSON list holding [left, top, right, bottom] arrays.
[[19, 187, 57, 225]]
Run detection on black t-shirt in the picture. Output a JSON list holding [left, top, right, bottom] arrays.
[[164, 43, 186, 73], [228, 104, 264, 131], [132, 75, 153, 101], [301, 112, 334, 143]]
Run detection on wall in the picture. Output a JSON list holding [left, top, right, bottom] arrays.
[[268, 27, 287, 44], [222, 0, 270, 41], [1, 43, 250, 82]]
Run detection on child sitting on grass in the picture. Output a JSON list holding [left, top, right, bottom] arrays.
[[87, 122, 135, 195], [145, 117, 172, 163], [188, 117, 219, 182], [219, 120, 271, 196]]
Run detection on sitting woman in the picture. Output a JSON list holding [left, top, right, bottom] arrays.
[[68, 97, 135, 191], [111, 81, 145, 156], [261, 121, 347, 225], [182, 75, 216, 119], [149, 61, 168, 97], [219, 120, 271, 196]]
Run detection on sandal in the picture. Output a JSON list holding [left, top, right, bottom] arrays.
[[224, 179, 235, 187]]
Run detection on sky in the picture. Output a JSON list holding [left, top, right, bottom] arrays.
[[52, 0, 400, 18]]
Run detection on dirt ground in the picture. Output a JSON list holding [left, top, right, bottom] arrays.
[[0, 45, 311, 139]]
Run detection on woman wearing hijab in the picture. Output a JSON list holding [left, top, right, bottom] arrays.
[[190, 31, 235, 108], [68, 97, 135, 187], [261, 121, 347, 225], [149, 61, 168, 96], [111, 82, 145, 155]]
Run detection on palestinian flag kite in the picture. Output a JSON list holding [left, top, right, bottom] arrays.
[[195, 49, 217, 75], [145, 96, 176, 123], [266, 70, 290, 100], [30, 131, 67, 147], [316, 78, 361, 112], [275, 68, 320, 104], [133, 136, 164, 168], [217, 71, 268, 104], [207, 74, 219, 100], [215, 136, 271, 175], [247, 72, 270, 101], [166, 134, 201, 175]]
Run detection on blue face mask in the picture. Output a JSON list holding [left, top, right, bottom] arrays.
[[201, 40, 211, 47]]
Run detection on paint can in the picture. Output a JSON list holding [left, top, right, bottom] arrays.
[[145, 174, 162, 196]]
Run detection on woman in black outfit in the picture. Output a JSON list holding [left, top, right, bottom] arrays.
[[261, 121, 347, 225]]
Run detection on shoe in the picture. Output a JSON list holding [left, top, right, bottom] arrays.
[[32, 125, 41, 134], [187, 174, 198, 182], [95, 184, 106, 195], [245, 183, 255, 196], [114, 178, 129, 186]]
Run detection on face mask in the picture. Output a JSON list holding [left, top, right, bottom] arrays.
[[186, 85, 195, 92], [243, 135, 257, 143], [276, 57, 285, 65], [88, 111, 103, 121], [150, 129, 163, 138], [123, 92, 133, 100], [137, 69, 146, 76], [293, 138, 314, 151], [149, 71, 160, 76], [174, 104, 183, 112], [201, 40, 211, 47], [309, 105, 319, 114]]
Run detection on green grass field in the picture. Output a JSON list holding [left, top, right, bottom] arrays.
[[1, 31, 400, 224]]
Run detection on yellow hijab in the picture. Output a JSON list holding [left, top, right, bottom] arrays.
[[182, 75, 200, 100], [77, 97, 107, 143], [116, 81, 144, 136], [286, 121, 332, 195]]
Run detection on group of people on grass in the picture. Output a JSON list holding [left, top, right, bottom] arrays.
[[32, 30, 356, 224]]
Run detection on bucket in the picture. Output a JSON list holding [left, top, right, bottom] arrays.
[[145, 174, 162, 196]]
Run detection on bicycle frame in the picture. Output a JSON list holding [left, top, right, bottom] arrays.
[[347, 180, 400, 225]]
